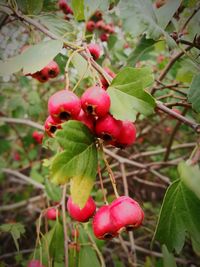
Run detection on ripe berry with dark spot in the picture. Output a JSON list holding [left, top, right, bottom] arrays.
[[48, 90, 81, 122], [46, 61, 60, 78], [67, 196, 96, 222], [86, 21, 96, 32], [44, 115, 61, 137], [100, 33, 109, 42], [88, 44, 101, 60], [95, 114, 122, 144], [81, 86, 110, 118]]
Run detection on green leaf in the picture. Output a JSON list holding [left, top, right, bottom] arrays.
[[79, 246, 101, 267], [0, 223, 25, 251], [16, 0, 43, 14], [154, 179, 200, 253], [127, 35, 156, 66], [162, 245, 177, 267], [71, 53, 96, 79], [39, 14, 76, 41], [72, 0, 85, 21], [0, 40, 63, 76], [49, 221, 64, 262], [107, 67, 155, 121], [188, 74, 200, 113], [178, 161, 200, 200], [45, 179, 62, 202], [118, 0, 176, 47], [155, 0, 181, 29], [50, 121, 97, 207]]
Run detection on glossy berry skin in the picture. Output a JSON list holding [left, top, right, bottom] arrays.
[[81, 86, 110, 118], [101, 67, 116, 90], [28, 260, 45, 267], [88, 44, 101, 60], [67, 196, 96, 222], [86, 21, 96, 32], [45, 208, 60, 221], [58, 0, 73, 14], [75, 109, 94, 132], [110, 196, 144, 233], [116, 121, 136, 147], [32, 131, 43, 144], [48, 90, 81, 122], [44, 115, 61, 137], [45, 61, 60, 78], [100, 33, 109, 42], [92, 205, 118, 240], [95, 114, 122, 143]]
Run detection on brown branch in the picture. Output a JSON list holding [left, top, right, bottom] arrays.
[[178, 39, 200, 50], [180, 5, 200, 33], [0, 117, 44, 130]]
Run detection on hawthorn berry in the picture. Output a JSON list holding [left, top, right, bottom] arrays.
[[92, 205, 118, 240], [44, 115, 61, 137], [100, 33, 109, 42], [32, 131, 43, 144], [32, 71, 49, 83], [100, 67, 116, 90], [95, 114, 122, 143], [75, 109, 94, 132], [93, 10, 102, 21], [27, 260, 45, 267], [86, 21, 96, 32], [45, 208, 60, 221], [104, 24, 115, 34], [48, 90, 81, 122], [88, 44, 101, 60], [96, 20, 105, 30], [58, 0, 73, 14], [81, 86, 110, 118], [45, 61, 60, 78], [110, 196, 144, 233], [67, 196, 96, 222], [116, 121, 136, 147]]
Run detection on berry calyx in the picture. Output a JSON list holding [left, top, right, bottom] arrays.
[[44, 115, 61, 137], [86, 21, 96, 32], [88, 44, 101, 60], [75, 109, 94, 132], [95, 114, 122, 143], [92, 205, 118, 240], [45, 61, 60, 78], [116, 121, 136, 147], [28, 260, 45, 267], [48, 90, 81, 122], [81, 86, 110, 118], [67, 196, 96, 222], [32, 131, 44, 144], [45, 208, 60, 221], [110, 196, 144, 233]]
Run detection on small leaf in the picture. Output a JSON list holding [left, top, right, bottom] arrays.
[[127, 35, 156, 66], [79, 246, 101, 267], [107, 67, 155, 121], [72, 0, 85, 21], [0, 223, 25, 251], [16, 0, 44, 14], [178, 161, 200, 200], [188, 74, 200, 113], [45, 179, 62, 202], [49, 221, 64, 262], [154, 179, 200, 253], [0, 40, 63, 76], [50, 121, 97, 207], [162, 245, 177, 267]]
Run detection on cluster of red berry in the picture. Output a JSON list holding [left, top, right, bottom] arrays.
[[58, 0, 73, 17], [29, 61, 60, 83], [45, 195, 144, 240], [86, 11, 115, 42], [44, 86, 136, 148]]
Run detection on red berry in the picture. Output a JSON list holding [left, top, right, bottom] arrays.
[[100, 67, 116, 90], [45, 61, 60, 78], [88, 44, 101, 60], [94, 10, 102, 21], [116, 121, 136, 147], [86, 21, 96, 32], [75, 109, 94, 132], [28, 260, 45, 267], [58, 0, 73, 14], [67, 196, 96, 222], [110, 196, 144, 233], [48, 90, 81, 122], [96, 20, 105, 30], [100, 33, 109, 42], [44, 115, 61, 137], [81, 86, 110, 118], [45, 208, 60, 221], [104, 24, 115, 34], [32, 131, 44, 144], [13, 152, 21, 161], [92, 205, 118, 240], [32, 71, 49, 83], [95, 114, 122, 143]]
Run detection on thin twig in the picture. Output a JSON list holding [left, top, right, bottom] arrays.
[[0, 117, 44, 130], [97, 165, 108, 204], [61, 184, 68, 267], [180, 5, 200, 33]]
